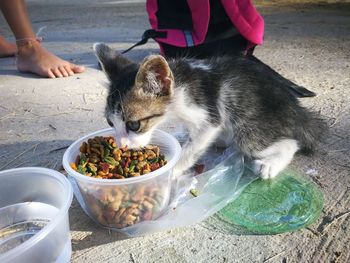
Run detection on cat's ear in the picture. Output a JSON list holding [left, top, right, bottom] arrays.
[[94, 43, 135, 81], [135, 55, 174, 96]]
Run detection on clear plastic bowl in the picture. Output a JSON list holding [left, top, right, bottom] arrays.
[[62, 128, 181, 229], [0, 167, 73, 263]]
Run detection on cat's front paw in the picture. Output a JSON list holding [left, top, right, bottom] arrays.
[[252, 159, 282, 179]]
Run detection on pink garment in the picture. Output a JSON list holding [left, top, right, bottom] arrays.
[[221, 0, 264, 45], [146, 0, 264, 47]]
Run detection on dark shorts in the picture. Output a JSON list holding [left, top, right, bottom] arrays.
[[161, 34, 252, 59]]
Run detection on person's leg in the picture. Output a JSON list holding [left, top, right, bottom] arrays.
[[0, 35, 17, 57], [0, 0, 85, 78]]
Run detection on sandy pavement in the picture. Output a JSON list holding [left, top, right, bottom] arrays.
[[0, 1, 349, 262]]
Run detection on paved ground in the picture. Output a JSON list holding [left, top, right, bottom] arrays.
[[0, 1, 349, 262]]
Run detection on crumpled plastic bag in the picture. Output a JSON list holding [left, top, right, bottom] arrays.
[[114, 146, 249, 236]]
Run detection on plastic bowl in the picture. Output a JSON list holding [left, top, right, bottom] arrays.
[[63, 128, 181, 229], [0, 167, 73, 263]]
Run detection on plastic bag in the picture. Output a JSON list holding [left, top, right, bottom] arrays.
[[118, 154, 324, 236], [118, 146, 247, 236]]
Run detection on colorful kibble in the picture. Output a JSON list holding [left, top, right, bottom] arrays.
[[83, 185, 163, 228], [70, 136, 167, 179]]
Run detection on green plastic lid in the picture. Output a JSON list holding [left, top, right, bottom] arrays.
[[213, 170, 324, 235]]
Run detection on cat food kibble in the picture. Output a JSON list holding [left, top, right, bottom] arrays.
[[83, 184, 163, 228], [70, 136, 167, 179], [69, 136, 168, 228]]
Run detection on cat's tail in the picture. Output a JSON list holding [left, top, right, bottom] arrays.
[[249, 56, 317, 98]]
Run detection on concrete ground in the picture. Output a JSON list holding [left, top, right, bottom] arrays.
[[0, 1, 349, 262]]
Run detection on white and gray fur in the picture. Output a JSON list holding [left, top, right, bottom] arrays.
[[94, 43, 326, 179]]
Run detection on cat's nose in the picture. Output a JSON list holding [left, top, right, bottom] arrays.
[[120, 137, 130, 147]]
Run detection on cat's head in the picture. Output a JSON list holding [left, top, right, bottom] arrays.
[[94, 43, 174, 147]]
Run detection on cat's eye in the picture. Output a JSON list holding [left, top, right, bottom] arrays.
[[126, 121, 140, 132]]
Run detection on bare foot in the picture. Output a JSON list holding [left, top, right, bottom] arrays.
[[0, 36, 17, 57], [16, 39, 85, 78]]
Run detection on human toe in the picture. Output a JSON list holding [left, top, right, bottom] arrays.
[[70, 63, 85, 73], [46, 69, 56, 79], [52, 68, 63, 78], [64, 65, 74, 76], [58, 66, 69, 77]]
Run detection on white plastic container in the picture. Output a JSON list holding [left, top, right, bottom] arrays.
[[0, 167, 73, 263], [63, 128, 181, 229]]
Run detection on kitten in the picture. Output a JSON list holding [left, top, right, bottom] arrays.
[[94, 43, 326, 179]]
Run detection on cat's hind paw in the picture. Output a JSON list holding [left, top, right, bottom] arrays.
[[251, 139, 298, 179]]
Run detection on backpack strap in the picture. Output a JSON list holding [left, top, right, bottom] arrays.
[[121, 29, 167, 54]]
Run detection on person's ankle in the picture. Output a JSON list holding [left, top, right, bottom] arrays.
[[16, 38, 41, 58]]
